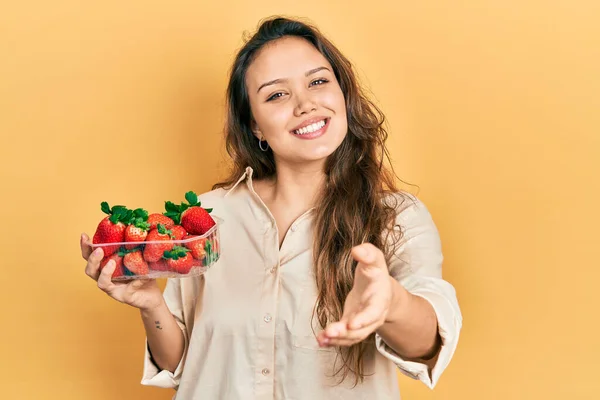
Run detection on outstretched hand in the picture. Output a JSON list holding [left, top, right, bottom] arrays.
[[317, 243, 395, 347]]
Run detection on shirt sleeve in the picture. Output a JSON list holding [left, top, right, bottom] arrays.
[[375, 194, 463, 389], [140, 278, 190, 389]]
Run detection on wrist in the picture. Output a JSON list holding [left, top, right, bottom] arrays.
[[384, 276, 413, 324], [139, 296, 166, 315]]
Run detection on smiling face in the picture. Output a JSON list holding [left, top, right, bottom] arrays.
[[245, 36, 348, 167]]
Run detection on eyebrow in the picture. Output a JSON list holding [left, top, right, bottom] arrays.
[[256, 66, 331, 94]]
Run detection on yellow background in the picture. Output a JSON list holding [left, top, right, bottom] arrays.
[[1, 1, 598, 399]]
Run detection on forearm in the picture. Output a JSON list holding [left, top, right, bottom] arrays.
[[377, 277, 441, 361], [140, 300, 185, 373]]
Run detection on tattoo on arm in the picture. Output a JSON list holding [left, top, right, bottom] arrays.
[[155, 320, 162, 330]]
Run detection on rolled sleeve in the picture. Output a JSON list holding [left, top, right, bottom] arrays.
[[376, 193, 463, 388], [376, 277, 462, 388], [140, 279, 190, 389]]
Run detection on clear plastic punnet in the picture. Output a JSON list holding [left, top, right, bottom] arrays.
[[91, 217, 222, 281]]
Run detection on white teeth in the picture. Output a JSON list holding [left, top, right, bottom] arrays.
[[293, 119, 326, 135]]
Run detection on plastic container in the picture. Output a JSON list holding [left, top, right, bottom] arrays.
[[91, 217, 222, 281]]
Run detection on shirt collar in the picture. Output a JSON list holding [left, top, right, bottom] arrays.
[[223, 166, 316, 214], [224, 166, 254, 197]]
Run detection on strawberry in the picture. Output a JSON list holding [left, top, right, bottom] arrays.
[[124, 208, 151, 249], [149, 259, 170, 271], [163, 191, 215, 235], [171, 225, 188, 240], [122, 249, 149, 275], [147, 213, 174, 230], [99, 253, 125, 278], [184, 236, 206, 260], [124, 225, 148, 249], [92, 202, 131, 256], [163, 246, 195, 274], [143, 224, 175, 262], [181, 207, 215, 235]]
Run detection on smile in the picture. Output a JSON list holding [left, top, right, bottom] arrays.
[[290, 118, 330, 139]]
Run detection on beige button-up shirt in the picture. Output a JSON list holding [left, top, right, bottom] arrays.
[[141, 166, 462, 399]]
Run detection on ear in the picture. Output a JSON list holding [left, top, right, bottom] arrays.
[[250, 118, 262, 139]]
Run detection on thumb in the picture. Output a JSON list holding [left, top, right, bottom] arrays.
[[351, 243, 377, 266]]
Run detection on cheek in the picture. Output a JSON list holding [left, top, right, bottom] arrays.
[[254, 105, 289, 132], [323, 87, 347, 117]]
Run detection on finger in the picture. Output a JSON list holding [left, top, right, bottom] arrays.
[[323, 321, 348, 339], [327, 327, 375, 347], [338, 318, 382, 342], [351, 243, 384, 269], [96, 260, 118, 294], [84, 247, 104, 280], [81, 233, 93, 260]]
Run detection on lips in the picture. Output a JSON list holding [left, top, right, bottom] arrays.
[[290, 117, 329, 133], [290, 117, 330, 140]]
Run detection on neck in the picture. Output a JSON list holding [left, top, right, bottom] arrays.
[[261, 160, 327, 211]]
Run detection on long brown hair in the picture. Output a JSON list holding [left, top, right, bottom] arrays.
[[213, 16, 406, 385]]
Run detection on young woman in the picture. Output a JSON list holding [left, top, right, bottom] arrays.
[[82, 16, 462, 399]]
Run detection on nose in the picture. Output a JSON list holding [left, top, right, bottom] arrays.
[[293, 90, 317, 117]]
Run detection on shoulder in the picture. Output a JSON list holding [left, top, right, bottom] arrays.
[[196, 187, 228, 205], [383, 191, 434, 224]]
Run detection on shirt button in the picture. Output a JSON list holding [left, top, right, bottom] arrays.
[[263, 313, 272, 323], [262, 368, 270, 376], [290, 224, 297, 232], [270, 266, 277, 273]]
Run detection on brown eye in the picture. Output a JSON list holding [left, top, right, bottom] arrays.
[[267, 92, 284, 101], [310, 78, 329, 86]]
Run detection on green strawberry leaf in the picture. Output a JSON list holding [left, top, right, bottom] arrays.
[[156, 224, 174, 238], [112, 205, 127, 215], [165, 201, 180, 213], [133, 208, 149, 220], [163, 246, 189, 260], [134, 218, 150, 230], [101, 202, 111, 215], [185, 191, 198, 206], [180, 203, 189, 212], [109, 213, 121, 224], [118, 246, 142, 256], [205, 208, 213, 213], [123, 209, 134, 224], [204, 241, 212, 262], [123, 266, 135, 276]]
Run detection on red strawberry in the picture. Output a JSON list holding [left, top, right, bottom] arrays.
[[149, 259, 170, 271], [99, 253, 125, 278], [143, 224, 175, 262], [124, 208, 151, 249], [181, 207, 215, 235], [123, 249, 149, 275], [184, 236, 206, 260], [164, 246, 195, 274], [147, 213, 174, 230], [171, 225, 188, 240], [92, 202, 130, 256], [124, 225, 148, 249], [163, 191, 216, 235]]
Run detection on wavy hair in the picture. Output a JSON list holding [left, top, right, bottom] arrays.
[[212, 16, 405, 385]]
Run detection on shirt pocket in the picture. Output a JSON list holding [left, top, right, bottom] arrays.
[[291, 277, 336, 353]]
